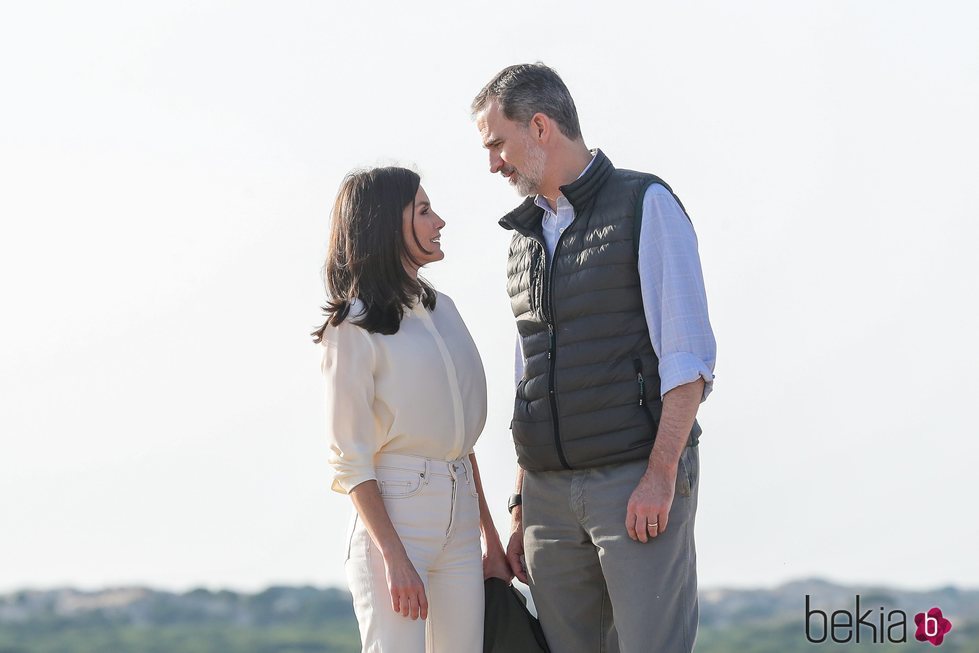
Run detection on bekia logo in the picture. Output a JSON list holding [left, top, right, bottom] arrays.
[[806, 595, 953, 646], [914, 608, 953, 647]]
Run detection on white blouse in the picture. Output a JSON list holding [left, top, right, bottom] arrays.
[[320, 292, 487, 494]]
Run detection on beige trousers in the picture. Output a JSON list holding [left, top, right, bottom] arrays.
[[345, 453, 484, 653]]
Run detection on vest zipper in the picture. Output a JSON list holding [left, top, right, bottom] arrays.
[[541, 233, 571, 469]]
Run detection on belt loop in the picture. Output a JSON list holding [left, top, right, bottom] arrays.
[[422, 459, 430, 483]]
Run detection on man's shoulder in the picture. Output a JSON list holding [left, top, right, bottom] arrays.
[[611, 166, 670, 190], [609, 168, 684, 216], [599, 168, 671, 211]]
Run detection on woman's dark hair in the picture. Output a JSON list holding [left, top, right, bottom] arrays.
[[311, 166, 437, 341]]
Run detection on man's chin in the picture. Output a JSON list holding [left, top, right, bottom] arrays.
[[510, 177, 537, 197]]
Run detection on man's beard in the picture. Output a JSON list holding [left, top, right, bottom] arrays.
[[508, 135, 546, 197]]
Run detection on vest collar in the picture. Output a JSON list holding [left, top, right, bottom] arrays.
[[499, 149, 614, 234]]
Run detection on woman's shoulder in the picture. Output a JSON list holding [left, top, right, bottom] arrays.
[[434, 291, 475, 329], [434, 290, 466, 319], [434, 290, 457, 309], [318, 301, 376, 373], [318, 299, 371, 346]]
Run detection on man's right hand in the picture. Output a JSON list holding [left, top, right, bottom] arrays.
[[505, 507, 528, 583]]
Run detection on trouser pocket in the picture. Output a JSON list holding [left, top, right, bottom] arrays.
[[462, 459, 479, 499], [676, 447, 697, 497], [343, 511, 359, 562], [376, 465, 428, 498]]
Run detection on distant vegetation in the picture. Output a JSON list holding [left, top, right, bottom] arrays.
[[1, 580, 977, 652]]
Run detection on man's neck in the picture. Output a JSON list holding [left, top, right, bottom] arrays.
[[538, 144, 594, 211]]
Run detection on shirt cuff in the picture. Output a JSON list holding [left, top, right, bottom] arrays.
[[330, 469, 377, 495], [658, 352, 714, 401]]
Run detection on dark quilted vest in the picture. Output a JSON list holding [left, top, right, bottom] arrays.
[[501, 150, 701, 472]]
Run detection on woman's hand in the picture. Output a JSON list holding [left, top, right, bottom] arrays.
[[383, 552, 429, 620], [483, 544, 514, 583], [469, 454, 515, 584]]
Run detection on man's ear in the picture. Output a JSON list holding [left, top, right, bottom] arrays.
[[531, 113, 549, 142]]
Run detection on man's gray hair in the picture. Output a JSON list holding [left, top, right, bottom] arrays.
[[471, 63, 582, 141]]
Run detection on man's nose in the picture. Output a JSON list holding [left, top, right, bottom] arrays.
[[489, 151, 503, 174]]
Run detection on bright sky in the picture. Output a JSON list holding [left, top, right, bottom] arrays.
[[1, 1, 977, 594]]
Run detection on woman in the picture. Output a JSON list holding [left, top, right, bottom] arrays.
[[313, 167, 510, 653]]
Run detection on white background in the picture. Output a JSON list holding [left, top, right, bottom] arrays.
[[1, 1, 977, 593]]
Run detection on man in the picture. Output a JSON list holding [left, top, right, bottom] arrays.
[[472, 63, 716, 653]]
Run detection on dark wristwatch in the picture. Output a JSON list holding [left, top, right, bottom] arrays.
[[507, 493, 522, 513]]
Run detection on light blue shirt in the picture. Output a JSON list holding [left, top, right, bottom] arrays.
[[515, 157, 716, 401]]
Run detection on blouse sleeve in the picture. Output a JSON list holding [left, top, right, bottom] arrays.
[[320, 319, 378, 494]]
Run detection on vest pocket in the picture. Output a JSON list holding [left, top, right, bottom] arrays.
[[513, 378, 531, 424], [632, 358, 657, 431], [528, 242, 544, 318], [515, 378, 527, 400]]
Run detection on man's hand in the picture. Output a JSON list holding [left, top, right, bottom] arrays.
[[625, 466, 677, 543], [505, 507, 529, 583], [627, 377, 704, 543]]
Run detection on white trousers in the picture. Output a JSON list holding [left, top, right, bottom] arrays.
[[345, 453, 484, 653]]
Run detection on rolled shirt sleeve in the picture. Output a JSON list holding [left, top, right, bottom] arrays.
[[321, 319, 379, 494], [638, 184, 716, 401]]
